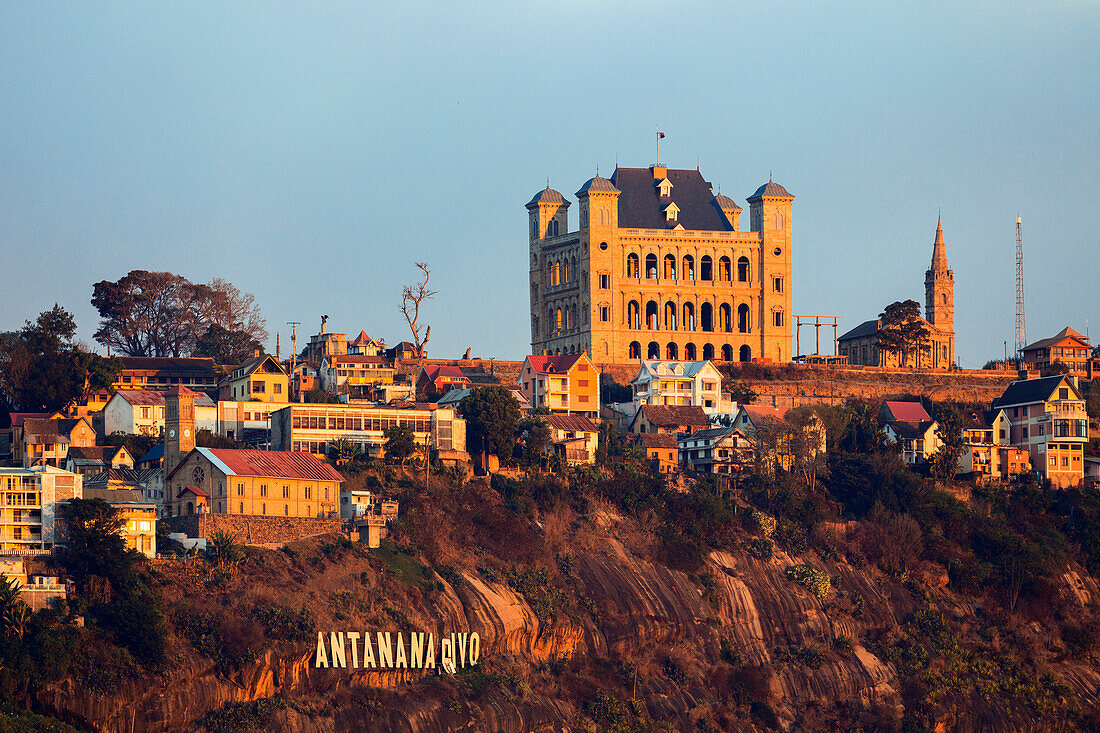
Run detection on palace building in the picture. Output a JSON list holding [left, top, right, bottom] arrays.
[[528, 165, 794, 363]]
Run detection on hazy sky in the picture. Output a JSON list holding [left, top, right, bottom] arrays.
[[2, 2, 1097, 368]]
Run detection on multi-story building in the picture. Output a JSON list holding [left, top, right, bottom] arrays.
[[517, 353, 599, 418], [82, 486, 157, 557], [225, 354, 289, 403], [215, 400, 292, 445], [527, 165, 793, 363], [416, 365, 470, 395], [1020, 327, 1095, 378], [0, 466, 81, 552], [629, 404, 712, 435], [545, 414, 599, 465], [679, 426, 753, 474], [838, 218, 956, 368], [112, 357, 220, 392], [633, 433, 681, 474], [268, 404, 466, 460], [321, 355, 395, 397], [162, 386, 343, 518], [992, 374, 1089, 488], [631, 360, 723, 413], [103, 389, 216, 436], [64, 445, 134, 477], [14, 417, 96, 469]]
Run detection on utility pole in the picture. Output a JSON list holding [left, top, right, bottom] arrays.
[[1015, 216, 1026, 361], [287, 321, 300, 398]]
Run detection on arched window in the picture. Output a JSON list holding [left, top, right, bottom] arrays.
[[664, 301, 677, 330], [664, 254, 676, 280], [600, 208, 610, 226], [645, 254, 658, 279], [555, 308, 563, 332], [682, 302, 695, 331], [627, 253, 640, 278], [627, 300, 640, 329], [700, 255, 713, 281], [186, 501, 194, 515], [701, 302, 714, 332], [703, 344, 715, 360], [666, 342, 679, 360], [683, 255, 695, 281], [684, 343, 697, 360], [647, 341, 660, 359], [551, 219, 559, 236], [722, 345, 733, 362], [239, 502, 244, 514], [772, 309, 785, 328], [773, 212, 784, 230], [645, 301, 659, 330], [718, 256, 731, 281], [719, 303, 732, 332], [737, 303, 750, 333], [629, 341, 641, 359], [737, 256, 750, 282], [739, 345, 752, 362]]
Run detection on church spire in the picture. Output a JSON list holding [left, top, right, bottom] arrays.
[[930, 214, 949, 272]]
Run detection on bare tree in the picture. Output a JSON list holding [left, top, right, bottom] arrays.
[[401, 262, 437, 359], [206, 278, 269, 345]]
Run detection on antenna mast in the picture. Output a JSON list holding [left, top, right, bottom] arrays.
[[1014, 216, 1026, 361], [287, 321, 301, 383]]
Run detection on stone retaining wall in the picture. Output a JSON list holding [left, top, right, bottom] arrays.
[[162, 513, 344, 545]]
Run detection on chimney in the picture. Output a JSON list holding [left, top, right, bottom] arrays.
[[652, 165, 667, 179]]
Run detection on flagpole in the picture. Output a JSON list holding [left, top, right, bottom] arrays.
[[656, 125, 660, 165]]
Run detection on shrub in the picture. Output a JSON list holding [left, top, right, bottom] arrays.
[[200, 697, 285, 733], [662, 657, 688, 685], [251, 603, 316, 642], [832, 635, 853, 652], [750, 510, 777, 538], [746, 537, 774, 560], [174, 607, 264, 671], [786, 564, 831, 599]]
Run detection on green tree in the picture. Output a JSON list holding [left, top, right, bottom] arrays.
[[0, 576, 30, 639], [0, 306, 122, 411], [519, 417, 552, 466], [207, 531, 244, 566], [930, 402, 966, 485], [459, 385, 520, 458], [727, 380, 757, 405], [382, 424, 417, 465], [193, 324, 262, 365], [875, 300, 931, 367], [56, 498, 135, 587]]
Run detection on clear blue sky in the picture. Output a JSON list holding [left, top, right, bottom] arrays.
[[2, 2, 1097, 368]]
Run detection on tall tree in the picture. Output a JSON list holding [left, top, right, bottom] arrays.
[[875, 300, 930, 367], [193, 324, 262, 365], [401, 262, 436, 359], [91, 270, 266, 357], [460, 385, 520, 458], [930, 401, 966, 485], [0, 306, 121, 411]]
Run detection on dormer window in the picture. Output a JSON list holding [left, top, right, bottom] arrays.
[[663, 202, 680, 222], [657, 178, 673, 197]]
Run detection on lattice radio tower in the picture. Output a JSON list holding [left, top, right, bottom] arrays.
[[1014, 216, 1026, 360]]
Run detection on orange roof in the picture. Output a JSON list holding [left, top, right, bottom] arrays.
[[740, 405, 786, 424]]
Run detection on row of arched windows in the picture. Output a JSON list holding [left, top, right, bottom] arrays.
[[548, 254, 578, 287], [626, 253, 751, 283], [546, 303, 585, 336], [628, 341, 752, 362], [626, 300, 762, 334]]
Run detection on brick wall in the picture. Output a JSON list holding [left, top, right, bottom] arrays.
[[162, 513, 344, 545]]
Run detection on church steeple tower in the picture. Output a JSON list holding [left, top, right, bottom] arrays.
[[925, 215, 955, 359]]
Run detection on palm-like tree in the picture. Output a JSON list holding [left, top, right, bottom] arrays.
[[0, 577, 30, 639], [207, 531, 243, 567]]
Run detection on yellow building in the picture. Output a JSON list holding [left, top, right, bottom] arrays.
[[163, 385, 342, 518], [0, 466, 81, 552], [226, 354, 288, 403], [528, 165, 793, 363]]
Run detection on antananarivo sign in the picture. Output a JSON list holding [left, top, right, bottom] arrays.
[[314, 630, 480, 673]]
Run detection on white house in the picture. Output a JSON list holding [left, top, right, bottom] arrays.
[[104, 389, 216, 437], [631, 360, 725, 415]]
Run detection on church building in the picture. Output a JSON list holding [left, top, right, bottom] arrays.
[[528, 164, 794, 364], [837, 217, 956, 368]]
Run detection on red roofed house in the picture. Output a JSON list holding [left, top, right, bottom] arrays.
[[629, 404, 712, 435], [880, 401, 932, 424], [545, 414, 599, 465], [348, 331, 386, 357], [163, 385, 342, 518], [518, 353, 599, 419], [416, 365, 469, 396]]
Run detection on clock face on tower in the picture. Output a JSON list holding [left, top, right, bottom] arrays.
[[184, 429, 191, 438], [169, 429, 176, 438]]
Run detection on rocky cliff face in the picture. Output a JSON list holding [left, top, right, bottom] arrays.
[[34, 502, 1097, 732]]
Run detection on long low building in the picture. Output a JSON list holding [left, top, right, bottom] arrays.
[[268, 404, 466, 459]]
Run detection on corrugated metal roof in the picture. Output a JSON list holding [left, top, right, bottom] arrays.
[[637, 405, 711, 428], [196, 447, 345, 482], [546, 414, 598, 433], [883, 401, 931, 423], [747, 180, 794, 200]]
